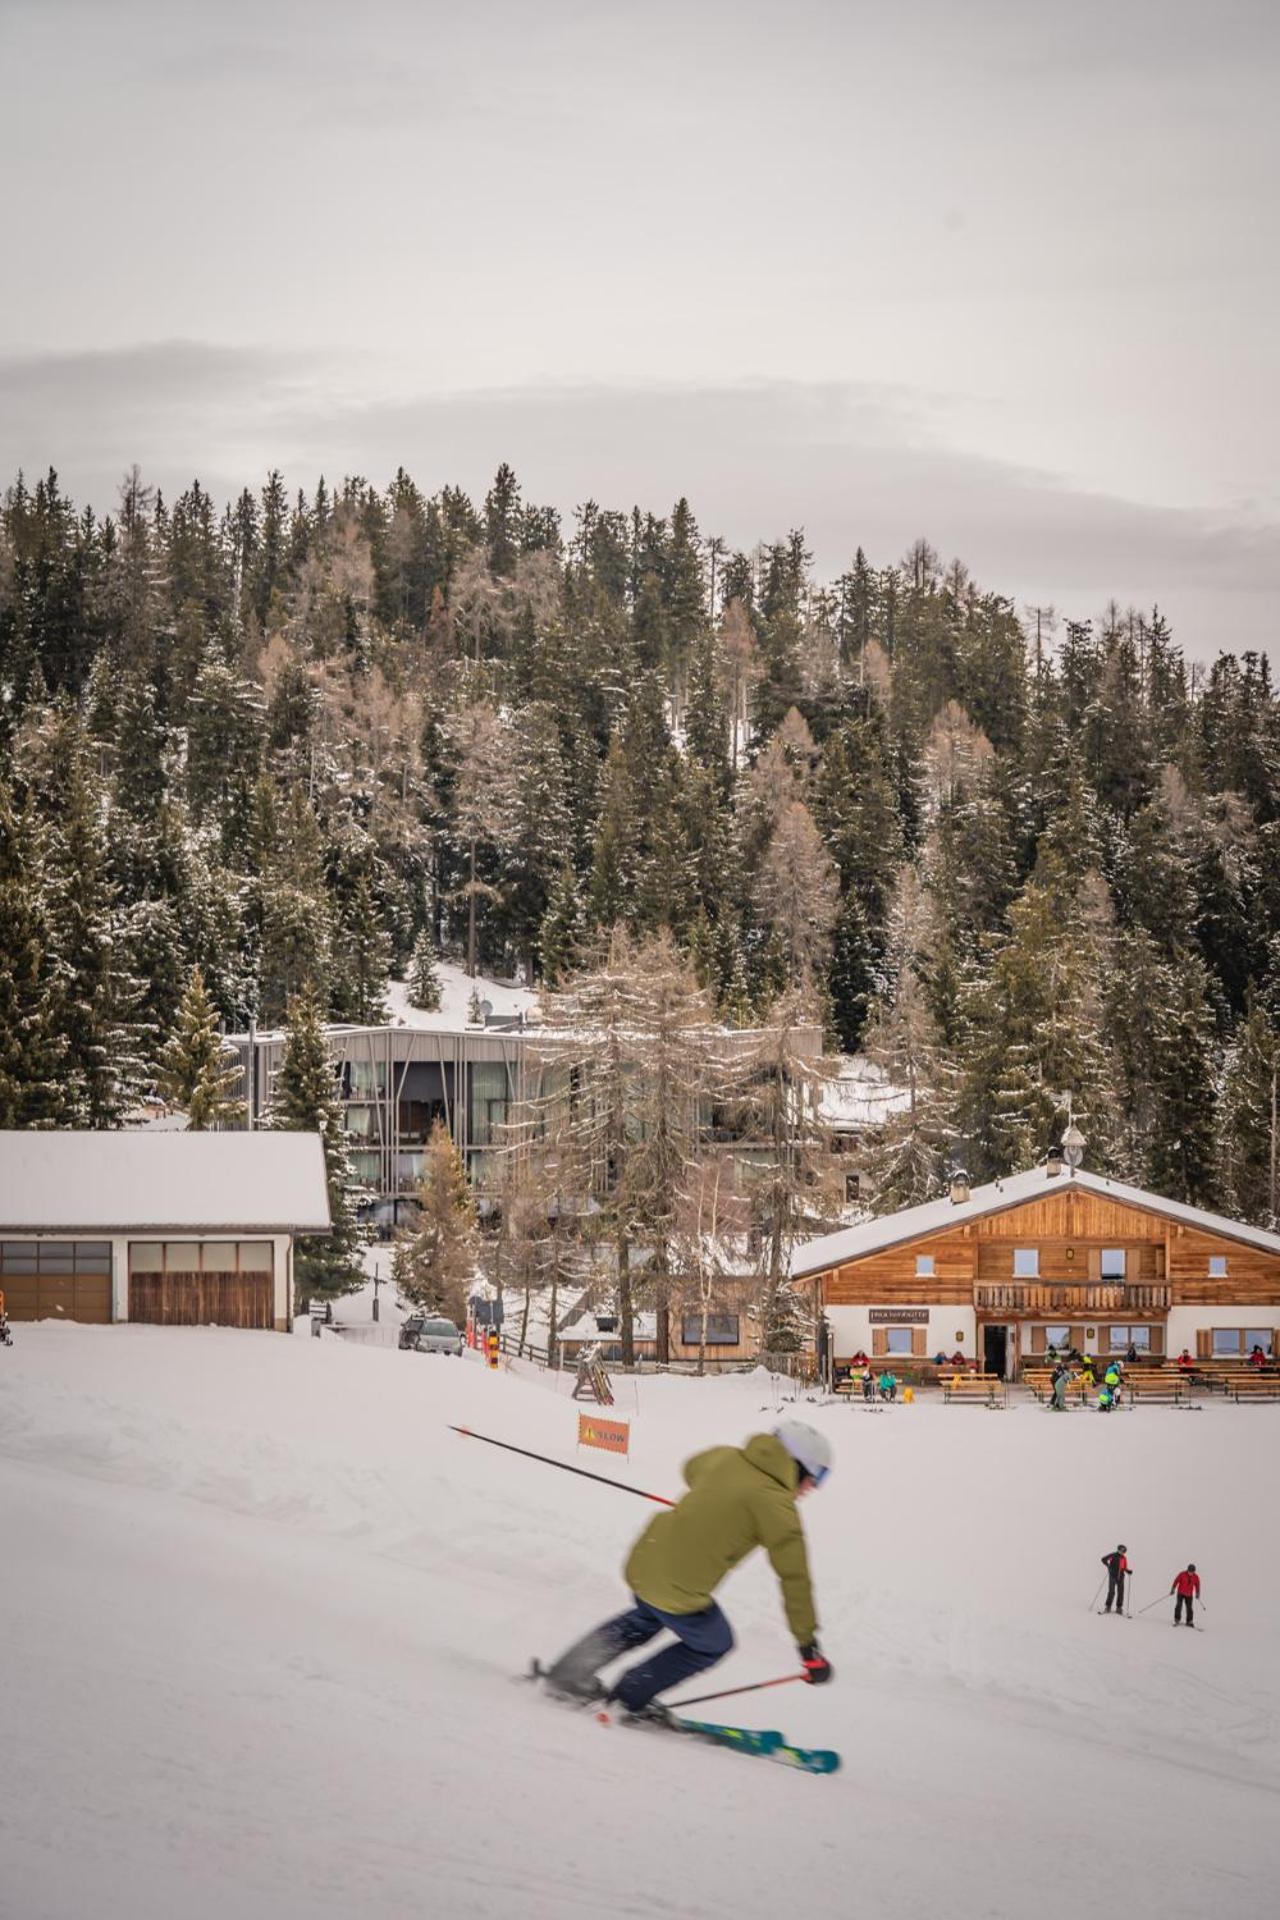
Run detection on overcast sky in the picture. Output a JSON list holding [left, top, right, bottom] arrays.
[[2, 0, 1277, 655]]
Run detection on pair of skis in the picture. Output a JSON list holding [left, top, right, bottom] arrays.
[[600, 1704, 841, 1774], [529, 1664, 840, 1775]]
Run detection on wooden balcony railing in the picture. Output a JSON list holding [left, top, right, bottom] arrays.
[[974, 1284, 1171, 1315]]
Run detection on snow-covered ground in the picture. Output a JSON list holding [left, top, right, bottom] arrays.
[[385, 963, 537, 1032], [2, 1328, 1276, 1920]]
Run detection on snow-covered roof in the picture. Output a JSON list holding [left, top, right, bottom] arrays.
[[0, 1131, 332, 1234], [789, 1164, 1280, 1279], [818, 1057, 911, 1131]]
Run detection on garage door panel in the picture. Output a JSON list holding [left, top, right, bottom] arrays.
[[73, 1274, 112, 1323], [129, 1268, 271, 1329], [35, 1276, 76, 1319], [2, 1275, 41, 1320], [0, 1242, 115, 1323]]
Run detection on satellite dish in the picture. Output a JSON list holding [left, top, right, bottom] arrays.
[[479, 998, 493, 1023]]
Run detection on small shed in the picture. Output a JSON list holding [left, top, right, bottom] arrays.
[[0, 1132, 331, 1330]]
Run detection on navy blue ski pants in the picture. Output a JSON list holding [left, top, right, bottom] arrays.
[[598, 1595, 734, 1710]]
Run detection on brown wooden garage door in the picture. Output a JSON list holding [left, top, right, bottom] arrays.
[[129, 1269, 273, 1328], [0, 1242, 113, 1322], [128, 1242, 275, 1328]]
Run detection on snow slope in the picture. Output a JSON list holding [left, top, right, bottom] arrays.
[[1, 1331, 1276, 1919]]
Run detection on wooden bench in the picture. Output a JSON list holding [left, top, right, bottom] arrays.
[[944, 1373, 1006, 1407], [1125, 1376, 1189, 1405], [1186, 1364, 1267, 1394], [1227, 1373, 1280, 1403], [1024, 1371, 1089, 1405]]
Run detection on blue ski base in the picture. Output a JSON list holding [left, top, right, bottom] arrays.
[[622, 1708, 841, 1776]]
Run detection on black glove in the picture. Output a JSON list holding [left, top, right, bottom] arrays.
[[798, 1641, 834, 1684]]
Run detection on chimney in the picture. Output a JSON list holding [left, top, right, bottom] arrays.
[[949, 1170, 970, 1205], [1046, 1149, 1064, 1178]]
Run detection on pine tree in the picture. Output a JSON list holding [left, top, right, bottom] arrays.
[[273, 980, 366, 1300], [955, 850, 1119, 1178], [333, 875, 391, 1025], [539, 862, 582, 988], [1145, 945, 1221, 1206], [392, 1119, 477, 1322], [0, 784, 66, 1125], [500, 701, 574, 976], [20, 703, 148, 1125], [828, 889, 878, 1052], [861, 871, 954, 1208], [1219, 996, 1279, 1228], [158, 965, 245, 1128], [406, 929, 443, 1010]]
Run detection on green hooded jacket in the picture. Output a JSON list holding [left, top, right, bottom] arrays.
[[623, 1433, 818, 1643]]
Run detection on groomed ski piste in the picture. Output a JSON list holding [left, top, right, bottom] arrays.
[[2, 1303, 1275, 1919]]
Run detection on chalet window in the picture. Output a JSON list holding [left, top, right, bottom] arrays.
[[1013, 1249, 1039, 1278], [1208, 1255, 1228, 1278], [1100, 1248, 1126, 1279], [1109, 1325, 1151, 1352], [1211, 1328, 1273, 1356], [1043, 1325, 1070, 1349], [682, 1313, 740, 1346], [885, 1327, 914, 1356], [915, 1254, 935, 1277]]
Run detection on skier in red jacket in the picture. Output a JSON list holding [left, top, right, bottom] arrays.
[[1170, 1564, 1201, 1627]]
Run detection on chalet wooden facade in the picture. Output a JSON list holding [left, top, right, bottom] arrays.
[[558, 1278, 762, 1369], [789, 1164, 1280, 1379]]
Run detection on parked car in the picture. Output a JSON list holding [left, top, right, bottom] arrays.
[[399, 1315, 465, 1356]]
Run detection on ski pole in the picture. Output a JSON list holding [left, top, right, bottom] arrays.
[[448, 1425, 675, 1506], [1134, 1592, 1173, 1615], [1087, 1577, 1105, 1612], [668, 1673, 807, 1710]]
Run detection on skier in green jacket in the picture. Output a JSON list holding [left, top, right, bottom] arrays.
[[542, 1421, 835, 1719]]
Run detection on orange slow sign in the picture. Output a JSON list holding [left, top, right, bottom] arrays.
[[578, 1413, 630, 1456]]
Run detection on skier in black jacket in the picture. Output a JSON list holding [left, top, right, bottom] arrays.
[[1101, 1544, 1131, 1614]]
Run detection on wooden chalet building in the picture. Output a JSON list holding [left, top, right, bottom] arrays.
[[790, 1154, 1280, 1380]]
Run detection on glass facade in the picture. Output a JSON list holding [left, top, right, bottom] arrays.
[[468, 1062, 510, 1148]]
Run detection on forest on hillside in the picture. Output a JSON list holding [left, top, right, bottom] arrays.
[[1, 461, 1278, 1231]]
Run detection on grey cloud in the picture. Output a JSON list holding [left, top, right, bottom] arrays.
[[1, 342, 1274, 657], [0, 341, 326, 504], [282, 379, 1280, 654]]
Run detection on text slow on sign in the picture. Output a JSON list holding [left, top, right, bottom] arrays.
[[577, 1413, 630, 1456]]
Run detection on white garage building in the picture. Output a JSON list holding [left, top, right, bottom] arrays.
[[0, 1132, 331, 1331]]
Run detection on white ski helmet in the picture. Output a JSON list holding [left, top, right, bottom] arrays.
[[774, 1419, 834, 1487]]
